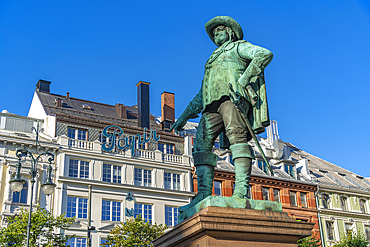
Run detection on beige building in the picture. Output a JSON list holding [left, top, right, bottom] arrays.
[[1, 79, 194, 247]]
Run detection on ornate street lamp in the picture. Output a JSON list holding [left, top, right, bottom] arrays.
[[8, 123, 56, 247]]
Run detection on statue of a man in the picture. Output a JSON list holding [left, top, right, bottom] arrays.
[[171, 16, 273, 213]]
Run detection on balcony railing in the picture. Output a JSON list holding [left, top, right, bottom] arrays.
[[58, 135, 190, 165]]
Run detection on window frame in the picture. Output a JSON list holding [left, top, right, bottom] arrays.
[[165, 206, 179, 227], [158, 142, 174, 154], [12, 179, 28, 204], [360, 199, 367, 214], [68, 158, 90, 179], [214, 181, 222, 196], [284, 164, 295, 178], [66, 196, 88, 219], [340, 196, 348, 211], [257, 160, 269, 174], [290, 191, 297, 207], [322, 194, 330, 209], [300, 192, 307, 208], [67, 127, 88, 141], [134, 203, 152, 223], [262, 187, 269, 201], [102, 163, 122, 184], [101, 199, 121, 221], [273, 188, 280, 202], [326, 221, 335, 240], [134, 167, 152, 187], [66, 237, 87, 247], [164, 171, 181, 190]]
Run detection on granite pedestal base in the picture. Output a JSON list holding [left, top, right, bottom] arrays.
[[153, 205, 314, 247]]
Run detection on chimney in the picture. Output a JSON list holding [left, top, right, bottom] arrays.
[[266, 120, 279, 144], [66, 92, 70, 99], [115, 103, 127, 119], [36, 79, 51, 93], [136, 81, 150, 129], [161, 92, 175, 131]]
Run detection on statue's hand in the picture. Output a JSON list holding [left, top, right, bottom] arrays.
[[170, 117, 187, 135]]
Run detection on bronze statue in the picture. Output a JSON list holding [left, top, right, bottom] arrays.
[[170, 16, 273, 213]]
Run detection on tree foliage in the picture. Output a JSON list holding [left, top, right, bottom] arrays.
[[0, 206, 75, 247], [333, 231, 368, 247], [105, 215, 167, 247], [297, 233, 321, 247]]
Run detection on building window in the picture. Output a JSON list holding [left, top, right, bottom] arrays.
[[101, 200, 121, 221], [68, 159, 89, 179], [12, 180, 28, 204], [164, 172, 180, 190], [340, 196, 348, 211], [300, 193, 307, 208], [345, 223, 353, 236], [322, 194, 330, 209], [101, 239, 114, 247], [134, 203, 152, 223], [326, 221, 335, 240], [67, 197, 87, 219], [68, 128, 87, 140], [102, 164, 122, 183], [284, 165, 294, 178], [360, 199, 367, 214], [214, 181, 222, 196], [66, 237, 86, 247], [365, 226, 370, 240], [258, 160, 269, 174], [134, 168, 151, 187], [273, 189, 280, 202], [165, 206, 179, 226], [262, 187, 269, 200], [290, 191, 297, 207], [158, 143, 174, 154]]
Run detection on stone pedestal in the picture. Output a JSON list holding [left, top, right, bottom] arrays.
[[153, 206, 315, 247]]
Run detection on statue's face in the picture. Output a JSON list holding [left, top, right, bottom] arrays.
[[214, 26, 229, 46]]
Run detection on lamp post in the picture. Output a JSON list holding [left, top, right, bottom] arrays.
[[9, 123, 56, 247]]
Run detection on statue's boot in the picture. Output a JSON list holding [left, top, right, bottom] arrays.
[[179, 151, 217, 213], [231, 157, 252, 198], [229, 143, 254, 199]]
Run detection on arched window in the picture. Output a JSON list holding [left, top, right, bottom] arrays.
[[360, 199, 367, 214], [340, 196, 348, 211], [12, 180, 28, 204], [322, 194, 330, 209]]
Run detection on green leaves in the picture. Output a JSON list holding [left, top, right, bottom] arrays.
[[105, 215, 167, 247], [297, 233, 321, 247], [333, 232, 369, 247], [0, 206, 75, 247]]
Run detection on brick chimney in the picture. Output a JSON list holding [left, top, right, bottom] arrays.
[[36, 79, 51, 93], [137, 81, 150, 129], [161, 92, 175, 131], [115, 103, 127, 119]]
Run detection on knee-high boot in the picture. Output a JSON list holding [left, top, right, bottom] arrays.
[[179, 151, 218, 213], [231, 157, 252, 199]]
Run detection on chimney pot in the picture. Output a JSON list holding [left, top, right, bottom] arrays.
[[66, 92, 70, 99]]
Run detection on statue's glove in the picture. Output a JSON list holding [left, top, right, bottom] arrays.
[[170, 106, 198, 134]]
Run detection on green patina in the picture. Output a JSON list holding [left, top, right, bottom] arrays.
[[178, 196, 282, 223]]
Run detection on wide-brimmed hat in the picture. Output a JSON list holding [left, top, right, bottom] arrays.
[[205, 16, 243, 44]]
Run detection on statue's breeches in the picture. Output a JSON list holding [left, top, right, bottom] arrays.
[[193, 99, 254, 162]]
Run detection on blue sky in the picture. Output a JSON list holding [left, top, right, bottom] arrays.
[[1, 0, 370, 176]]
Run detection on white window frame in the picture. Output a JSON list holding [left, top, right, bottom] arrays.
[[67, 127, 88, 140], [134, 167, 152, 187], [290, 191, 297, 207], [164, 171, 181, 190], [101, 199, 121, 222], [66, 196, 88, 219], [321, 193, 330, 209], [165, 206, 179, 227], [340, 196, 349, 211], [300, 192, 307, 208], [134, 203, 153, 222], [68, 158, 90, 179], [102, 163, 122, 183]]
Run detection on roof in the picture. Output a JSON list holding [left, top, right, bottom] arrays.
[[36, 90, 160, 129], [286, 142, 370, 192]]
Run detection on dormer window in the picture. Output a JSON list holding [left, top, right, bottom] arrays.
[[284, 165, 294, 178], [257, 160, 269, 174], [82, 104, 92, 110]]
